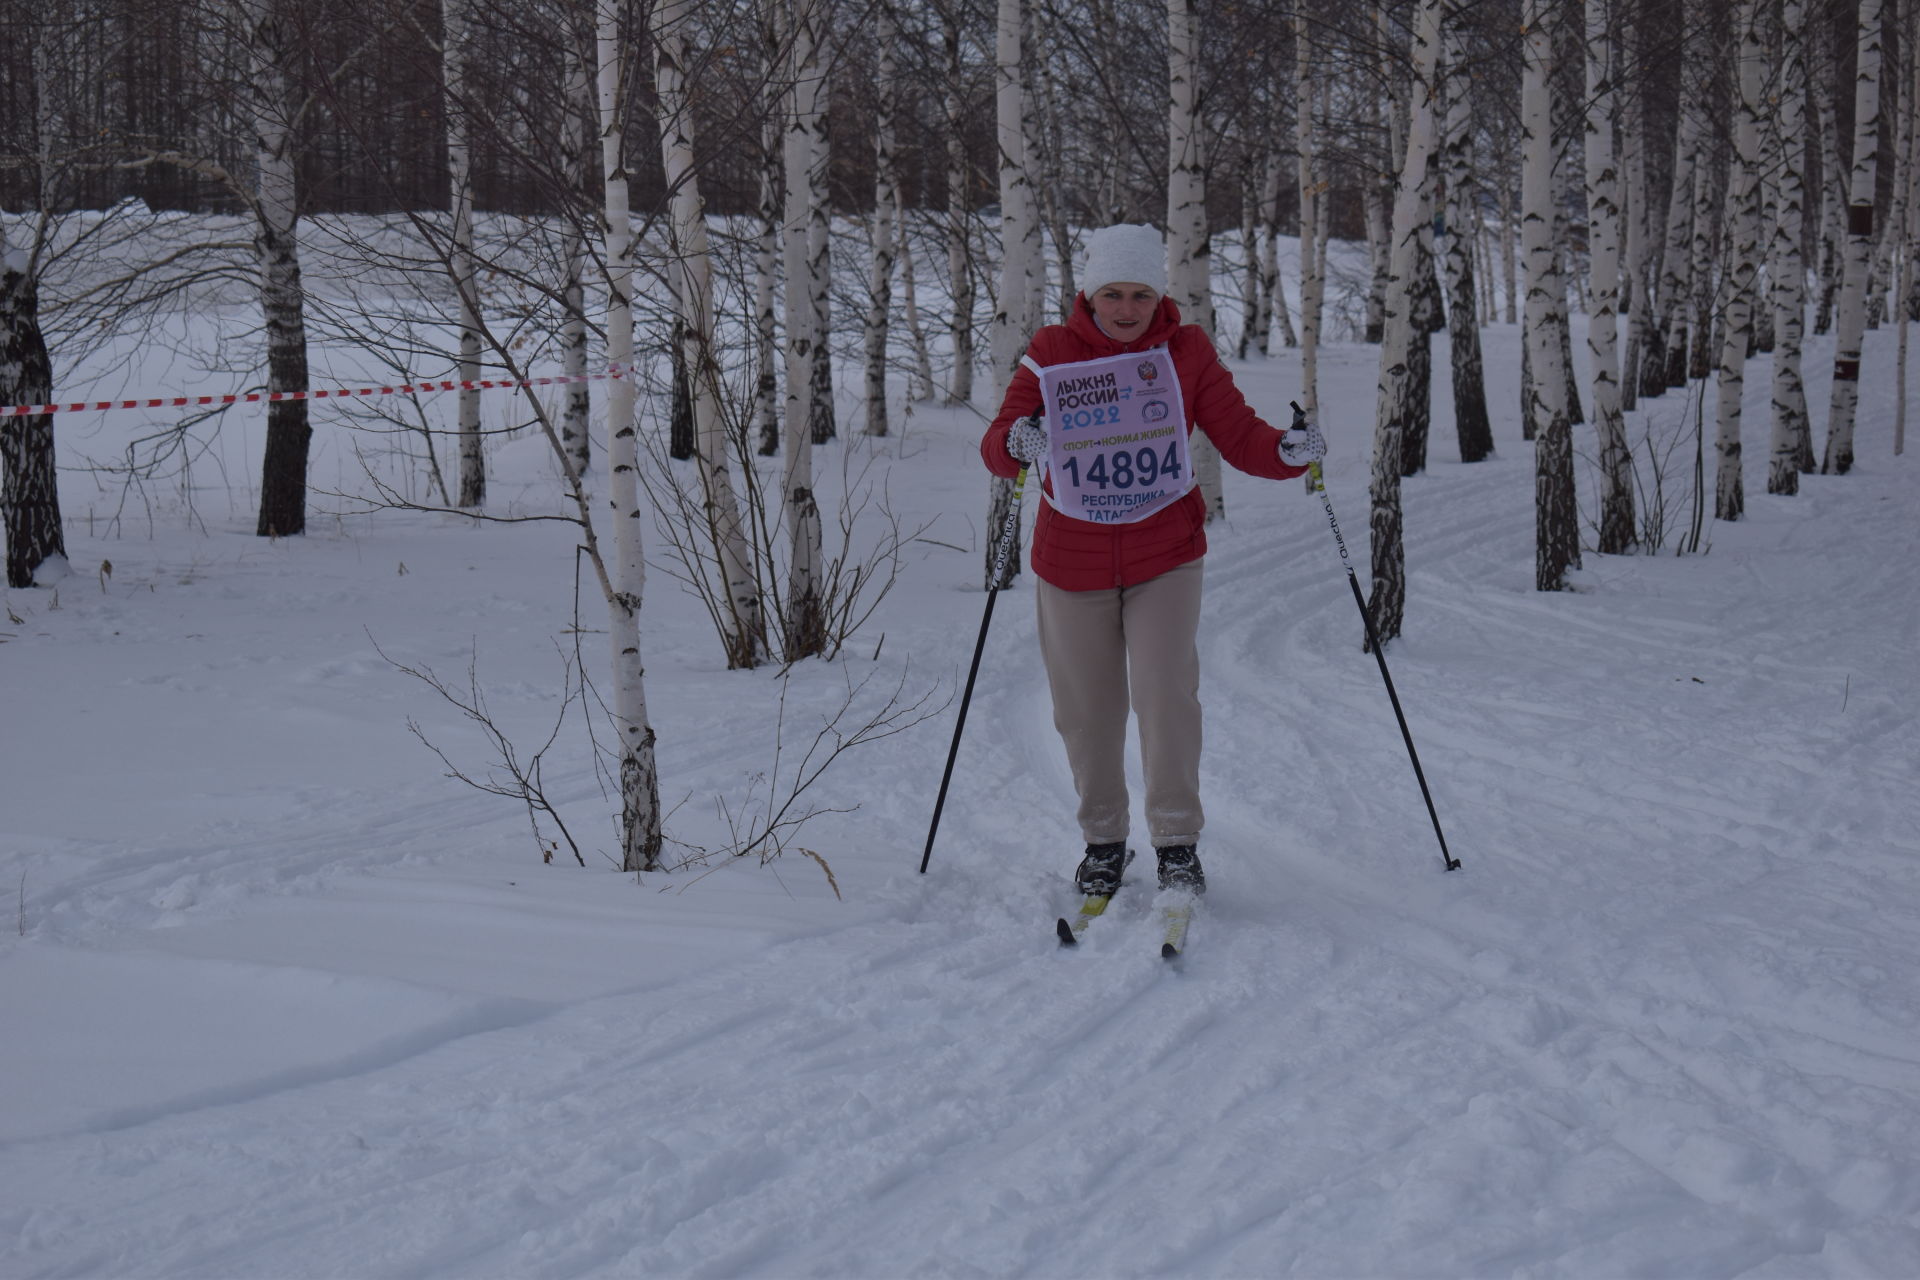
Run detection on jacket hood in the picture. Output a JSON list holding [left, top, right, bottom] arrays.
[[1065, 292, 1185, 352]]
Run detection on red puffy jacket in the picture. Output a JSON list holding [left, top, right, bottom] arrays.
[[982, 294, 1307, 591]]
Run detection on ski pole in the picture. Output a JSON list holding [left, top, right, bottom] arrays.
[[1294, 402, 1461, 873], [921, 456, 1032, 873]]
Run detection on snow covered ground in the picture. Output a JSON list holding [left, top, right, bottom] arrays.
[[4, 260, 1919, 1276]]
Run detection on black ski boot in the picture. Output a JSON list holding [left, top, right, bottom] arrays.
[[1156, 843, 1206, 894], [1074, 841, 1129, 896]]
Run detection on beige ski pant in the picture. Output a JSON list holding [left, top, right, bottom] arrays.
[[1034, 558, 1205, 849]]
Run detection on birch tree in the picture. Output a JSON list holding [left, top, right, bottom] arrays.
[[1238, 155, 1264, 359], [1018, 7, 1046, 335], [1768, 0, 1813, 492], [1368, 0, 1442, 646], [1441, 1, 1492, 464], [559, 14, 595, 476], [1685, 90, 1721, 384], [444, 0, 484, 509], [1711, 0, 1764, 522], [1824, 0, 1884, 476], [1295, 3, 1324, 421], [943, 6, 976, 406], [1523, 0, 1577, 590], [754, 0, 782, 456], [1, 34, 65, 590], [803, 29, 835, 449], [1168, 0, 1224, 521], [987, 0, 1032, 588], [245, 0, 313, 539], [1654, 1, 1699, 393], [1585, 0, 1633, 550], [595, 0, 660, 873], [1811, 16, 1848, 335], [1363, 15, 1394, 346], [1, 248, 65, 589], [898, 189, 937, 402], [783, 0, 828, 653], [1499, 179, 1518, 324], [657, 0, 763, 670], [1617, 3, 1653, 410], [1258, 140, 1298, 354], [1898, 2, 1920, 456], [864, 0, 900, 439], [1030, 0, 1079, 321]]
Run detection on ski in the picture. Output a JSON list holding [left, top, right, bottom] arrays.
[[1159, 898, 1195, 959], [1057, 847, 1133, 947], [1056, 893, 1114, 946]]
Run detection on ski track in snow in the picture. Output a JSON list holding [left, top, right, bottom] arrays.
[[4, 306, 1920, 1277]]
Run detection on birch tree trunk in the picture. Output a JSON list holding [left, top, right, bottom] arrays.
[[1523, 0, 1578, 590], [1686, 119, 1721, 383], [1441, 1, 1492, 464], [784, 0, 828, 653], [1368, 0, 1443, 646], [1475, 207, 1498, 322], [1031, 2, 1078, 320], [1768, 0, 1813, 492], [1869, 71, 1908, 329], [944, 11, 976, 406], [1296, 3, 1324, 419], [1018, 12, 1046, 338], [1499, 178, 1518, 324], [657, 0, 762, 671], [1713, 0, 1765, 521], [1551, 134, 1584, 427], [864, 1, 899, 438], [898, 194, 937, 402], [1812, 18, 1848, 335], [805, 76, 835, 447], [754, 0, 782, 456], [1905, 19, 1920, 333], [1618, 2, 1652, 411], [560, 16, 594, 476], [1238, 157, 1262, 360], [1363, 85, 1392, 344], [246, 0, 312, 539], [1824, 0, 1885, 475], [1, 253, 66, 588], [3, 37, 65, 588], [1898, 2, 1920, 456], [1401, 155, 1440, 477], [1656, 15, 1699, 392], [1260, 143, 1297, 353], [445, 0, 484, 509], [1265, 181, 1299, 353], [1168, 0, 1224, 521], [595, 0, 661, 873], [1585, 0, 1634, 550], [986, 0, 1031, 589]]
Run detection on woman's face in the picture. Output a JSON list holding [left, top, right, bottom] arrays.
[[1089, 282, 1160, 339]]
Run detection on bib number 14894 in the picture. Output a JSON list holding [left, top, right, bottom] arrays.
[[1058, 441, 1184, 492]]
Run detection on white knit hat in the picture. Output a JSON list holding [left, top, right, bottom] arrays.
[[1080, 224, 1167, 296]]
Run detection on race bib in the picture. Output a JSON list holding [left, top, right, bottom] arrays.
[[1032, 348, 1192, 524]]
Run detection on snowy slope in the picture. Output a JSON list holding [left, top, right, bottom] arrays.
[[3, 273, 1919, 1276]]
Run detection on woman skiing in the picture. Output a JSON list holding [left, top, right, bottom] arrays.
[[981, 223, 1326, 898]]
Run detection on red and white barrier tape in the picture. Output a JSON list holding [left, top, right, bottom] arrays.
[[1, 365, 626, 418]]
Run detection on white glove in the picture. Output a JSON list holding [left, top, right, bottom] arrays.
[[1007, 414, 1049, 465], [1278, 420, 1327, 467]]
